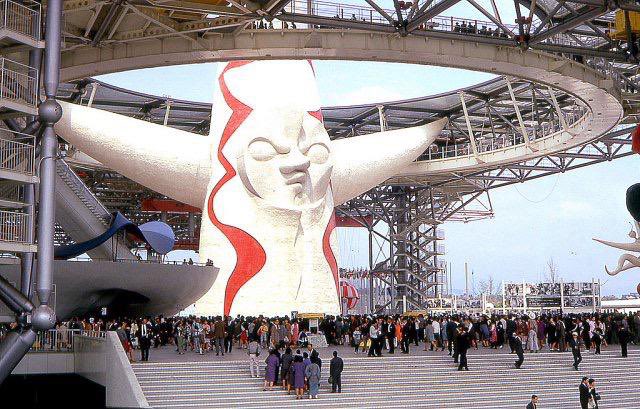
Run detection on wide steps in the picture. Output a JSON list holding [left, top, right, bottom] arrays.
[[132, 348, 640, 408]]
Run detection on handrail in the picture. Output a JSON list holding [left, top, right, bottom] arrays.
[[0, 131, 35, 176], [280, 0, 614, 54], [0, 209, 29, 243], [22, 329, 107, 353], [419, 103, 589, 162], [0, 0, 41, 40], [68, 256, 210, 266], [56, 159, 111, 225], [0, 57, 38, 108]]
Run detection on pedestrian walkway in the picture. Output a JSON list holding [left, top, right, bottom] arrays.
[[132, 346, 640, 408]]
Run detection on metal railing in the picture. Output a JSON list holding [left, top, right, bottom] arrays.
[[0, 0, 41, 40], [0, 132, 35, 176], [421, 103, 589, 161], [0, 58, 38, 108], [278, 0, 617, 59], [69, 256, 210, 266], [0, 181, 21, 202], [56, 159, 111, 226], [0, 209, 29, 243], [27, 329, 106, 352]]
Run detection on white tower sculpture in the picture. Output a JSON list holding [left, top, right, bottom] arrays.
[[55, 60, 447, 317]]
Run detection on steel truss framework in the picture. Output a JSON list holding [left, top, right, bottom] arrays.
[[341, 124, 636, 313], [48, 0, 640, 88]]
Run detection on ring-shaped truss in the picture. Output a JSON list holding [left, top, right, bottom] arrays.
[[59, 29, 623, 184]]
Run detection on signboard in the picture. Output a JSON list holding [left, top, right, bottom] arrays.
[[502, 280, 600, 312], [527, 297, 562, 308]]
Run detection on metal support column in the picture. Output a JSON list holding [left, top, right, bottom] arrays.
[[20, 48, 43, 299], [35, 0, 62, 318], [0, 0, 63, 383]]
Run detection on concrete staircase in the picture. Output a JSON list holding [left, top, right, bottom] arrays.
[[132, 348, 640, 408]]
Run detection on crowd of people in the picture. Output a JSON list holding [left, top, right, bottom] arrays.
[[2, 310, 637, 405]]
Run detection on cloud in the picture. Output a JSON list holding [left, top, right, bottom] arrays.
[[557, 200, 597, 218]]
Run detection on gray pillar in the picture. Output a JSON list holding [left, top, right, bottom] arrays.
[[20, 48, 43, 299], [368, 228, 373, 314], [187, 212, 195, 238], [33, 0, 62, 329]]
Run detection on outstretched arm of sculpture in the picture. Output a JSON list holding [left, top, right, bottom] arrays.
[[605, 254, 640, 276], [55, 102, 212, 208], [330, 118, 447, 205], [592, 237, 640, 253]]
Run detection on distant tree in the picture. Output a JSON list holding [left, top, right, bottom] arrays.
[[478, 275, 499, 301], [545, 257, 560, 284]]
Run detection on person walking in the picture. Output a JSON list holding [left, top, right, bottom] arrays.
[[456, 326, 470, 371], [425, 319, 435, 351], [527, 322, 539, 352], [176, 322, 186, 355], [368, 322, 378, 357], [305, 360, 321, 399], [280, 347, 293, 389], [263, 349, 280, 391], [570, 332, 582, 370], [387, 318, 396, 354], [557, 318, 566, 352], [592, 328, 602, 355], [248, 337, 261, 378], [589, 378, 601, 408], [579, 376, 591, 409], [618, 325, 630, 358], [401, 319, 411, 354], [526, 394, 539, 409], [137, 318, 152, 362], [330, 350, 344, 393], [446, 317, 457, 356], [513, 333, 525, 369], [213, 316, 226, 356], [291, 355, 306, 400]]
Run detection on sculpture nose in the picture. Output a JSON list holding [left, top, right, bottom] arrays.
[[280, 149, 310, 175]]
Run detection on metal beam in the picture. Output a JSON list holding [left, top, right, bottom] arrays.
[[530, 5, 607, 44], [407, 0, 461, 32]]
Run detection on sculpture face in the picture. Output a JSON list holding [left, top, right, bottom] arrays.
[[239, 109, 333, 209]]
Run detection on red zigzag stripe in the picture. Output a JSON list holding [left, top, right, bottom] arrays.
[[207, 61, 266, 316]]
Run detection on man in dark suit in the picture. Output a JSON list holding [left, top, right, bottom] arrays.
[[446, 317, 457, 356], [512, 334, 525, 369], [570, 332, 582, 370], [526, 394, 538, 409], [329, 350, 344, 393], [307, 343, 321, 369], [386, 318, 396, 354], [618, 326, 630, 358], [506, 315, 516, 352], [579, 376, 591, 409], [137, 318, 152, 362], [456, 326, 470, 371]]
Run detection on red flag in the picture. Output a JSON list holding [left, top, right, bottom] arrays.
[[633, 124, 640, 154]]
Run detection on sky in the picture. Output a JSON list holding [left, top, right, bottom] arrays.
[[95, 1, 640, 297]]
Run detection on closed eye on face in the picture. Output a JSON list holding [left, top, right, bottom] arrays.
[[304, 143, 329, 164], [248, 137, 290, 161]]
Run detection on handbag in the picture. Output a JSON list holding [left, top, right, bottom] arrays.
[[328, 376, 334, 384]]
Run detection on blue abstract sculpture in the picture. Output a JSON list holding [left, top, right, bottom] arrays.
[[54, 212, 175, 260]]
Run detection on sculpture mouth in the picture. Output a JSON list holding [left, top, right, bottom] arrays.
[[284, 172, 307, 187]]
